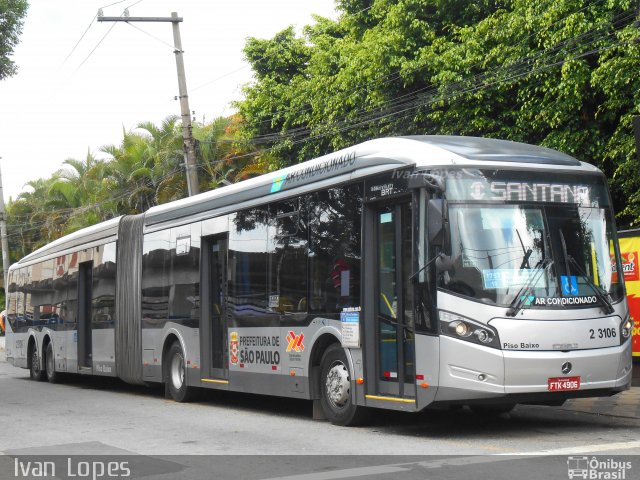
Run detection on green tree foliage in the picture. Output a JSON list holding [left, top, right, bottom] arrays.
[[6, 115, 265, 260], [0, 0, 28, 80], [237, 0, 640, 226]]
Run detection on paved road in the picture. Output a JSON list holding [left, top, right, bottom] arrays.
[[1, 352, 639, 459]]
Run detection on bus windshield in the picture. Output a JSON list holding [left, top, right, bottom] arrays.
[[437, 171, 624, 309]]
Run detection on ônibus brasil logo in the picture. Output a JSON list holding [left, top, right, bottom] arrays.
[[567, 456, 632, 479]]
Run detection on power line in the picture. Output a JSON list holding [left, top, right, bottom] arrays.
[[189, 3, 376, 94], [198, 17, 634, 169], [236, 8, 635, 149], [75, 21, 119, 72], [62, 0, 132, 64], [123, 18, 175, 49], [231, 0, 605, 133], [74, 0, 146, 72]]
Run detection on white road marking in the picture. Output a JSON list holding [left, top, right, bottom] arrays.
[[504, 440, 640, 456], [261, 442, 640, 479]]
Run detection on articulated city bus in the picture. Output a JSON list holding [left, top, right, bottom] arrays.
[[4, 136, 633, 425]]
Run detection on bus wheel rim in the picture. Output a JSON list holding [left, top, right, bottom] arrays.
[[170, 352, 185, 389], [325, 361, 350, 409]]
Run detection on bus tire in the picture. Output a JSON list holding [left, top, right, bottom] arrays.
[[319, 344, 368, 426], [470, 403, 515, 416], [45, 342, 59, 384], [165, 342, 197, 402], [29, 345, 45, 382]]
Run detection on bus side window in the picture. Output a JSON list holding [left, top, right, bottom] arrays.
[[6, 271, 16, 331], [309, 185, 362, 314], [52, 257, 68, 326], [93, 242, 117, 328], [27, 263, 40, 326], [270, 198, 308, 314], [142, 230, 171, 326], [170, 227, 201, 326], [229, 207, 271, 318], [16, 268, 27, 329], [38, 260, 55, 327]]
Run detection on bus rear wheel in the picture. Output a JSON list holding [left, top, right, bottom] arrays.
[[45, 342, 59, 384], [165, 342, 197, 402], [319, 344, 368, 426], [29, 345, 45, 382]]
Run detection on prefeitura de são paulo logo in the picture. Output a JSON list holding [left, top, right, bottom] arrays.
[[567, 456, 632, 479]]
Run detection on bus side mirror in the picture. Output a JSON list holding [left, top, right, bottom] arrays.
[[427, 199, 447, 247], [408, 173, 445, 193]]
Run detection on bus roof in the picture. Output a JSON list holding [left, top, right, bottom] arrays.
[[144, 135, 594, 226], [15, 216, 122, 267], [406, 135, 582, 166], [13, 136, 598, 265]]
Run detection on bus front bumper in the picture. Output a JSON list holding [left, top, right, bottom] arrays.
[[433, 336, 632, 403]]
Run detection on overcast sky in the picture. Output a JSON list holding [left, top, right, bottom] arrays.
[[0, 0, 336, 202]]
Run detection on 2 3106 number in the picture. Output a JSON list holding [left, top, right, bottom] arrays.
[[589, 328, 616, 339]]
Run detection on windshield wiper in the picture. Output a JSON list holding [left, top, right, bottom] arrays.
[[515, 229, 532, 269], [506, 258, 553, 317], [519, 249, 533, 270], [565, 254, 615, 314]]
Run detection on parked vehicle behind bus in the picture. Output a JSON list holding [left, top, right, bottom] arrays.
[[4, 136, 632, 425]]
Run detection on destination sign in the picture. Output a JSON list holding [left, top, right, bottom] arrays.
[[469, 181, 591, 204], [444, 173, 607, 206]]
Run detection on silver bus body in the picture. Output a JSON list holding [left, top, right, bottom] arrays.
[[4, 136, 632, 421]]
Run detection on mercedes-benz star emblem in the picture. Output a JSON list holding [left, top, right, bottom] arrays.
[[561, 362, 572, 374]]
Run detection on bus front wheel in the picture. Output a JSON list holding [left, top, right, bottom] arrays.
[[319, 344, 368, 426], [165, 342, 197, 402]]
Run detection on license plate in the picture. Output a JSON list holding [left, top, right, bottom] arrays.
[[548, 376, 580, 392]]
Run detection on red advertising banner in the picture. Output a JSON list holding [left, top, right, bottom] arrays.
[[619, 233, 640, 357]]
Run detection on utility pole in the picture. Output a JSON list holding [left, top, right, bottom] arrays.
[[98, 11, 200, 196], [0, 160, 10, 289]]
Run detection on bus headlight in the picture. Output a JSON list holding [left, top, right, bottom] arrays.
[[621, 316, 632, 340], [451, 320, 470, 337], [476, 329, 491, 343], [439, 311, 500, 349]]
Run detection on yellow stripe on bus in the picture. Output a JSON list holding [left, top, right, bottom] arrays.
[[201, 378, 229, 384], [365, 394, 415, 404]]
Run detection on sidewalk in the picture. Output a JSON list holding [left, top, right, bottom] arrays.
[[558, 385, 640, 419]]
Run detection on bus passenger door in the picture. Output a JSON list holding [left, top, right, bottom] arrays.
[[368, 203, 416, 399], [201, 235, 228, 381]]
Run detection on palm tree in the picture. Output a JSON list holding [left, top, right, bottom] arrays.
[[9, 178, 63, 251], [136, 116, 187, 205], [47, 151, 109, 233], [195, 114, 270, 190], [6, 114, 272, 260]]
